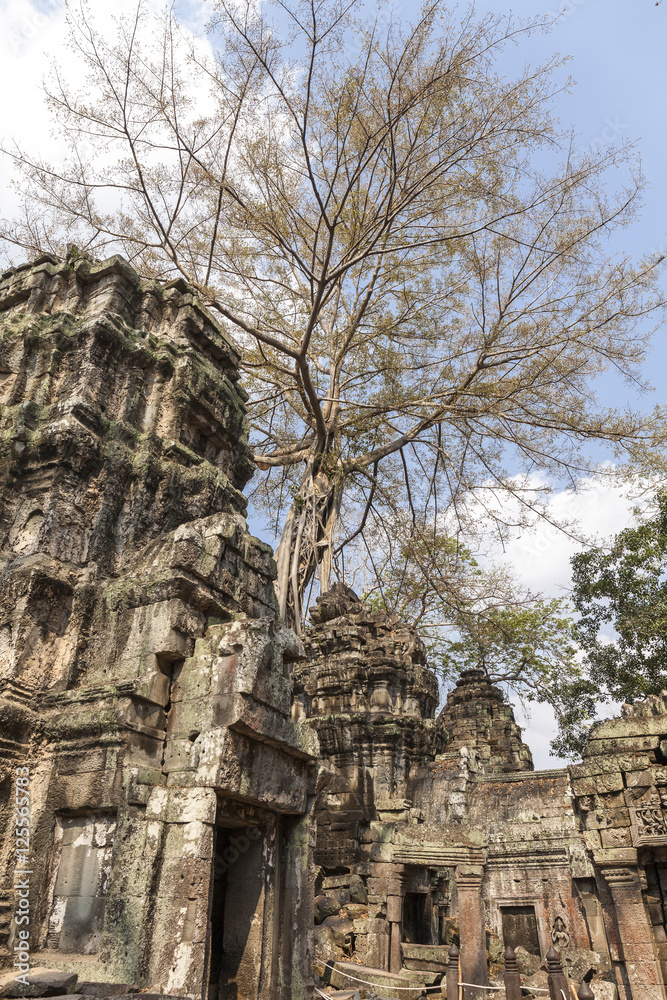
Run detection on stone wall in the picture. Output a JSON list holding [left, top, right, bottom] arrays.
[[300, 586, 667, 1000], [5, 252, 667, 1000], [569, 694, 667, 999], [0, 251, 317, 1000]]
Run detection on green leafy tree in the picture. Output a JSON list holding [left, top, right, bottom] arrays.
[[440, 600, 578, 699], [541, 489, 667, 758], [571, 490, 667, 703], [358, 520, 584, 753], [443, 598, 601, 758]]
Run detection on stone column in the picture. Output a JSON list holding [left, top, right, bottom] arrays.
[[597, 852, 665, 1000], [455, 865, 487, 994], [278, 809, 316, 1000], [387, 893, 403, 974], [367, 861, 403, 972], [142, 786, 218, 996]]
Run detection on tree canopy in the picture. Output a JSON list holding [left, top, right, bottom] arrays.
[[572, 488, 667, 682], [523, 490, 667, 758], [359, 521, 584, 755], [1, 0, 665, 642]]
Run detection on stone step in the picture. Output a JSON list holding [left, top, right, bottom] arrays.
[[398, 968, 441, 985], [328, 961, 441, 999], [0, 968, 78, 998], [77, 986, 140, 997]]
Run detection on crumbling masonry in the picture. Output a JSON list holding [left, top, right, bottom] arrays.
[[3, 254, 667, 1000], [0, 252, 316, 1000], [297, 585, 667, 1000]]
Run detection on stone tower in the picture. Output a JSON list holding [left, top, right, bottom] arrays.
[[438, 669, 533, 773], [292, 584, 445, 855], [0, 251, 316, 1000]]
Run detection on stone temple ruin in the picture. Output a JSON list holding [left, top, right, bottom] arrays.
[[0, 252, 316, 999], [2, 253, 667, 1000]]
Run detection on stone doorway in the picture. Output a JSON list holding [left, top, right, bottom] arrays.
[[208, 823, 266, 1000], [642, 855, 667, 988], [500, 905, 540, 957], [403, 892, 434, 945]]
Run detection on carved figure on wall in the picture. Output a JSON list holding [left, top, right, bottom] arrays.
[[552, 916, 570, 949], [635, 803, 667, 838], [370, 680, 393, 712], [292, 694, 307, 722], [350, 687, 368, 712]]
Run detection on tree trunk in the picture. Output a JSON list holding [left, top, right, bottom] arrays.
[[274, 459, 343, 633]]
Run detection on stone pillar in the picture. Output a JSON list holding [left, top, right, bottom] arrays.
[[367, 861, 403, 973], [387, 893, 403, 974], [576, 882, 612, 972], [455, 865, 487, 994], [278, 809, 315, 1000], [389, 921, 402, 974], [142, 786, 218, 995], [597, 853, 665, 1000]]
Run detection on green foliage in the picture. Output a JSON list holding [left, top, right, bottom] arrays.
[[361, 520, 588, 757], [440, 600, 578, 693], [541, 489, 667, 757], [548, 676, 599, 760], [433, 598, 594, 760], [571, 489, 667, 704]]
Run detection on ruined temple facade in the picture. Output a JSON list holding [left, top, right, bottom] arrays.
[[5, 252, 667, 1000], [296, 585, 667, 1000], [0, 252, 316, 1000]]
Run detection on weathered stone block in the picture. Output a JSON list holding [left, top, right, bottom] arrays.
[[367, 877, 403, 896], [315, 895, 342, 923], [600, 827, 633, 848], [0, 971, 78, 998]]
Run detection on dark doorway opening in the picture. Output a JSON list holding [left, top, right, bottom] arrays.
[[208, 829, 230, 1000], [403, 892, 433, 944], [643, 858, 667, 987], [501, 905, 540, 956], [208, 824, 265, 1000]]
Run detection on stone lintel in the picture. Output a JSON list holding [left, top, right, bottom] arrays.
[[592, 847, 638, 868]]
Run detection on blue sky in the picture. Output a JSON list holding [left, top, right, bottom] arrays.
[[483, 0, 667, 409], [1, 0, 665, 764]]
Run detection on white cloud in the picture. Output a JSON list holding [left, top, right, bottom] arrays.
[[0, 0, 217, 262], [1, 2, 66, 145], [496, 473, 642, 599], [514, 699, 567, 770], [491, 471, 646, 768]]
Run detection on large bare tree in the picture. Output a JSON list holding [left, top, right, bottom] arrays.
[[2, 0, 664, 631]]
